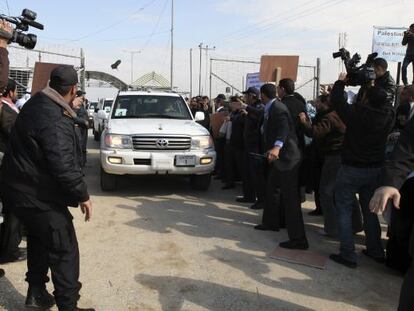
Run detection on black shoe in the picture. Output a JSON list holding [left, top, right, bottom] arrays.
[[0, 250, 27, 264], [222, 184, 235, 190], [329, 254, 357, 269], [279, 240, 309, 250], [362, 250, 385, 264], [254, 224, 279, 232], [308, 209, 323, 216], [250, 202, 264, 210], [71, 308, 96, 311], [25, 286, 55, 309], [236, 197, 256, 203], [0, 268, 4, 278]]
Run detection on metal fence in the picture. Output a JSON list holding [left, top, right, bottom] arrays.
[[8, 45, 85, 97], [209, 57, 321, 101]]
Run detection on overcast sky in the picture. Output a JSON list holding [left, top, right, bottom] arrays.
[[6, 0, 414, 100]]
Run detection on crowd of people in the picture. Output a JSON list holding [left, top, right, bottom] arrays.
[[185, 38, 414, 310], [1, 14, 414, 310]]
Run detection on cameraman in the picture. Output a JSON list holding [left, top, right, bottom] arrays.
[[329, 73, 395, 268], [0, 20, 12, 94], [0, 19, 12, 280], [402, 24, 414, 86], [373, 58, 396, 106]]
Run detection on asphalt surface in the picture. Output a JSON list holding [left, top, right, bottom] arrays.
[[0, 135, 403, 311]]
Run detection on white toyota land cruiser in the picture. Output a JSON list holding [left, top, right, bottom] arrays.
[[100, 90, 216, 191]]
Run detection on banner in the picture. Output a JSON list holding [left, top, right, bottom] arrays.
[[372, 26, 407, 63], [246, 72, 264, 90]]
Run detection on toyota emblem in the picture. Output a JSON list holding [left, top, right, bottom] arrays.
[[156, 139, 169, 149]]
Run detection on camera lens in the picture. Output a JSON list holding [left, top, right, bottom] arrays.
[[13, 31, 37, 50]]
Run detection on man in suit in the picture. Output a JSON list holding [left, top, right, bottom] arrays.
[[254, 84, 308, 250], [370, 115, 414, 311]]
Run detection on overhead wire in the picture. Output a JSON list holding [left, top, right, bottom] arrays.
[[140, 0, 169, 52], [219, 0, 344, 46], [66, 0, 158, 42]]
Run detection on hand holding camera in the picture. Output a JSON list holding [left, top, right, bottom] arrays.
[[0, 9, 44, 50], [0, 20, 12, 48]]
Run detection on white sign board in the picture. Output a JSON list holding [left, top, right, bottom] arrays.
[[246, 73, 264, 90], [372, 26, 407, 62]]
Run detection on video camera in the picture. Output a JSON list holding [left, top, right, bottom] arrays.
[[0, 9, 44, 50], [332, 48, 377, 86]]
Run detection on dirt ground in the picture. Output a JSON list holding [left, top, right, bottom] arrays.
[[0, 137, 403, 311]]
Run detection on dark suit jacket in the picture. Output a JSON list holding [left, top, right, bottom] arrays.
[[264, 99, 301, 171], [281, 95, 306, 151]]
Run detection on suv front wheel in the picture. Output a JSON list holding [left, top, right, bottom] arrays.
[[190, 174, 211, 191], [100, 167, 118, 191]]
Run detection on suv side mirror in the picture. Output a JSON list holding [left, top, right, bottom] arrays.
[[194, 111, 205, 122]]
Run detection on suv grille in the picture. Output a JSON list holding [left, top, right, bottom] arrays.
[[131, 136, 191, 151]]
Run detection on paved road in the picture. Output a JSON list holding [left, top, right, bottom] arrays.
[[0, 136, 403, 310]]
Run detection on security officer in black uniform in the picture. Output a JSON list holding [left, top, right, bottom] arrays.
[[0, 65, 94, 311]]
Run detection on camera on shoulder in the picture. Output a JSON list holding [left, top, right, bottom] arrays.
[[0, 9, 44, 50], [333, 48, 377, 86]]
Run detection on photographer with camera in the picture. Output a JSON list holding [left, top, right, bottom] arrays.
[[0, 20, 12, 94], [402, 24, 414, 86], [0, 18, 12, 280], [328, 72, 395, 268]]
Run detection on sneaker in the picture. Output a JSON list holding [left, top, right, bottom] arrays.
[[362, 250, 385, 264]]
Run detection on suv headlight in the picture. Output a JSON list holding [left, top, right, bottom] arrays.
[[191, 136, 214, 150], [104, 134, 132, 149]]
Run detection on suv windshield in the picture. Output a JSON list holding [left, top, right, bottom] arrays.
[[111, 95, 192, 120], [88, 102, 97, 109]]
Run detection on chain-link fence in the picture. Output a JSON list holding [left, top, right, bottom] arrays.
[[209, 58, 320, 101], [8, 45, 85, 97]]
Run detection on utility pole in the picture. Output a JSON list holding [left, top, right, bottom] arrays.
[[170, 0, 174, 90], [198, 43, 203, 96], [123, 50, 141, 85], [198, 43, 215, 96], [190, 48, 193, 98]]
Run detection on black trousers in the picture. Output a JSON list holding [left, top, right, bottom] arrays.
[[12, 206, 81, 311], [399, 224, 414, 311], [214, 137, 226, 178], [248, 152, 266, 203], [402, 54, 414, 85], [224, 144, 243, 186], [0, 209, 22, 261], [262, 163, 307, 241]]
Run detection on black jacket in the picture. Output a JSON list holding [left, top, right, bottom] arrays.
[[263, 99, 301, 171], [1, 90, 89, 208], [331, 80, 395, 167], [0, 103, 18, 153], [382, 116, 414, 189], [302, 109, 346, 155], [244, 100, 264, 152], [281, 95, 307, 151], [375, 71, 396, 106], [402, 32, 414, 55], [229, 110, 245, 149]]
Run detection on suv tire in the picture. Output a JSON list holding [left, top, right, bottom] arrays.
[[191, 174, 211, 191], [101, 167, 118, 191]]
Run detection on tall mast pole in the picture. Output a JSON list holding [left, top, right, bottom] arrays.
[[170, 0, 174, 90]]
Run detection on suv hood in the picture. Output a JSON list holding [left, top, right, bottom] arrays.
[[108, 118, 210, 136]]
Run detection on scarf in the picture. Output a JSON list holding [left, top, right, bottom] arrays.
[[41, 86, 77, 118]]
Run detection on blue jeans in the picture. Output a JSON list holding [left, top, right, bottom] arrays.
[[335, 165, 385, 263]]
